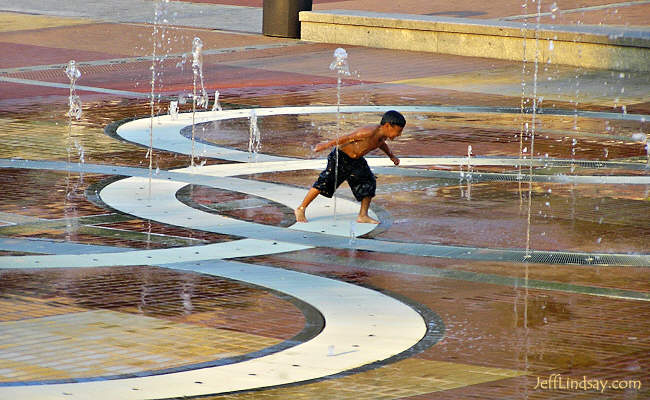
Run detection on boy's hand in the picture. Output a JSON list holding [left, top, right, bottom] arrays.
[[314, 142, 329, 152]]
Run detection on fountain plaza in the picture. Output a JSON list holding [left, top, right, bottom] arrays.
[[0, 0, 648, 399]]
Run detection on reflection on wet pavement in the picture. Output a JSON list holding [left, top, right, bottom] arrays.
[[0, 266, 305, 382]]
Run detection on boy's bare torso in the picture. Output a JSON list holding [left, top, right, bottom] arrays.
[[338, 125, 385, 159]]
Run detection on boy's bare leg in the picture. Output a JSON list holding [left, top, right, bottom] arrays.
[[295, 187, 320, 223], [357, 197, 379, 224]]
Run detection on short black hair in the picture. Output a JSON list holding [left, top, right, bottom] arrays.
[[380, 110, 406, 127]]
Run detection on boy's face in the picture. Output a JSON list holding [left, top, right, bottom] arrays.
[[383, 123, 403, 140]]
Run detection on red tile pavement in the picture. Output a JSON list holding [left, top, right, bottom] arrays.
[[0, 81, 70, 101], [0, 42, 120, 70], [0, 23, 288, 60], [371, 184, 650, 254], [0, 266, 306, 340], [1, 61, 344, 100], [219, 45, 519, 82]]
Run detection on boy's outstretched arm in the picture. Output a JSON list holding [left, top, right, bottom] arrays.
[[313, 126, 374, 152], [379, 142, 400, 165]]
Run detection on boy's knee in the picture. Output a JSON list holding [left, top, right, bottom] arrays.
[[352, 182, 376, 202]]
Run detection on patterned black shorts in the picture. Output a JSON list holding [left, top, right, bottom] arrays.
[[312, 148, 376, 201]]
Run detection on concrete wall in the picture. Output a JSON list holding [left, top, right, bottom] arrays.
[[300, 10, 650, 71]]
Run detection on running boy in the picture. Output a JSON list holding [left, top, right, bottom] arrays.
[[294, 110, 406, 224]]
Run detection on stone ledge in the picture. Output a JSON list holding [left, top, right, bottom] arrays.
[[300, 10, 650, 71]]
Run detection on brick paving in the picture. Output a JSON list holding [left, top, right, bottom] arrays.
[[0, 0, 648, 399], [0, 266, 305, 382]]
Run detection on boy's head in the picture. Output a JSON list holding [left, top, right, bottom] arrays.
[[380, 110, 405, 139], [380, 110, 406, 128]]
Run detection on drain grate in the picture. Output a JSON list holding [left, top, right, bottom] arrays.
[[373, 165, 650, 185], [521, 251, 648, 267]]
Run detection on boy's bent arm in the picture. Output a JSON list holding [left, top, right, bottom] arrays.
[[379, 142, 400, 165]]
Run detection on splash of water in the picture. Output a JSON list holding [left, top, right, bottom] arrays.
[[330, 47, 351, 118], [65, 59, 83, 168], [65, 59, 84, 200], [329, 48, 352, 221], [149, 0, 164, 189], [211, 90, 223, 112], [176, 53, 188, 70], [458, 145, 473, 200], [330, 48, 351, 77], [192, 37, 209, 108], [190, 37, 208, 167], [631, 132, 649, 167], [63, 60, 84, 234], [518, 1, 529, 205], [524, 0, 543, 260], [248, 109, 262, 162], [65, 60, 82, 121], [466, 145, 473, 182], [169, 100, 179, 119], [349, 221, 357, 248], [73, 139, 85, 165]]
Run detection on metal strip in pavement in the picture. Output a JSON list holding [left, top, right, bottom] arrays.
[[0, 212, 42, 225], [0, 237, 129, 255], [0, 42, 303, 75], [0, 76, 149, 98]]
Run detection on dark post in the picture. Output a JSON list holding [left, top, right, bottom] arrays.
[[262, 0, 313, 39]]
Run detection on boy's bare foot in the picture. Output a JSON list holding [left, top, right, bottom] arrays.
[[294, 206, 308, 223], [357, 215, 379, 224]]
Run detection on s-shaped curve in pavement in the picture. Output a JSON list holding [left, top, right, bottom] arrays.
[[0, 110, 436, 399]]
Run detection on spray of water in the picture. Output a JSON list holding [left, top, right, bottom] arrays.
[[329, 48, 351, 221], [63, 59, 84, 239], [631, 132, 649, 167], [248, 109, 262, 162], [349, 221, 357, 248], [466, 145, 473, 182], [65, 60, 82, 122], [525, 0, 543, 261], [518, 1, 529, 206], [190, 37, 208, 167], [192, 37, 209, 108], [65, 60, 83, 180], [463, 145, 474, 200], [212, 90, 223, 112], [169, 100, 179, 119], [148, 0, 165, 190]]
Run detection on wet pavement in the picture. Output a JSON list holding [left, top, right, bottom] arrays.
[[0, 0, 648, 399]]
